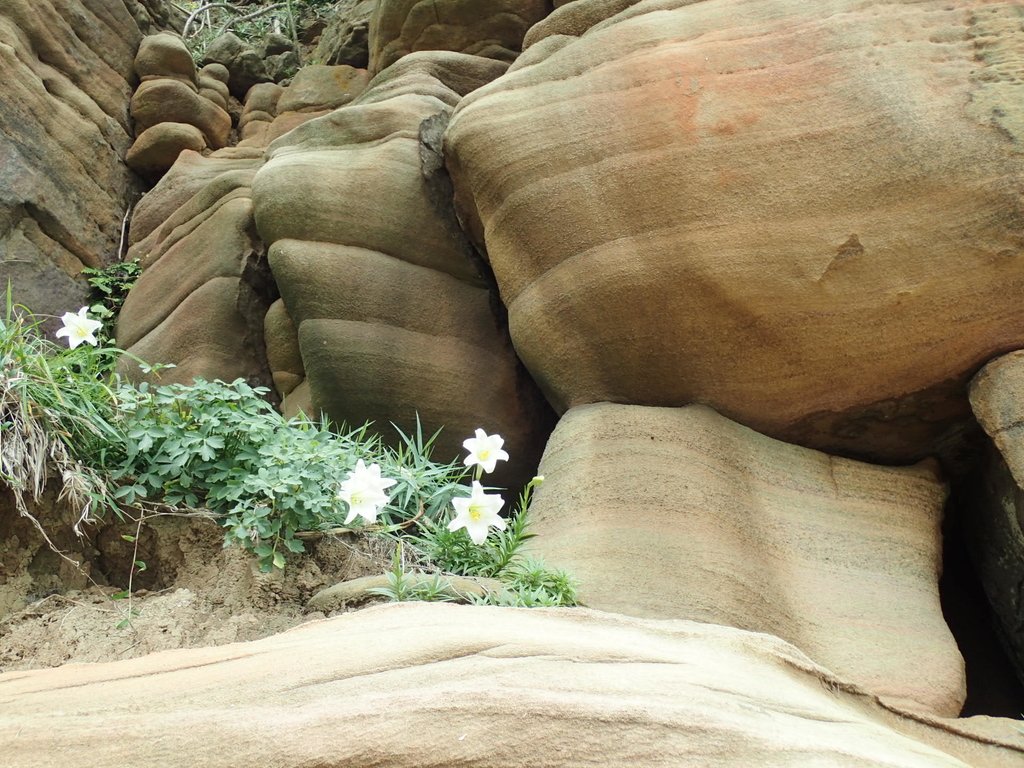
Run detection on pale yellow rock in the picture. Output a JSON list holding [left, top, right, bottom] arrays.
[[0, 603, 1020, 768], [527, 403, 964, 717]]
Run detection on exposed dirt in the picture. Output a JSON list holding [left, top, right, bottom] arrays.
[[0, 490, 385, 670]]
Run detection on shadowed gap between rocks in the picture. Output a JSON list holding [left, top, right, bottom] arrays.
[[942, 473, 1024, 717]]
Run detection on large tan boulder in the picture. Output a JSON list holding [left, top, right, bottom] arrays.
[[369, 0, 551, 75], [1, 603, 1021, 768], [527, 403, 964, 716], [0, 0, 146, 319], [125, 122, 207, 178], [251, 52, 554, 479], [131, 79, 232, 149], [445, 0, 1024, 463], [134, 31, 195, 83]]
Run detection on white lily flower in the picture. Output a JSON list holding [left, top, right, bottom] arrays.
[[462, 428, 509, 474], [338, 459, 396, 525], [55, 307, 102, 349], [448, 480, 506, 545]]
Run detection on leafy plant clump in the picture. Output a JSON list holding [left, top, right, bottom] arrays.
[[3, 300, 577, 607], [80, 259, 141, 335], [0, 296, 123, 538]]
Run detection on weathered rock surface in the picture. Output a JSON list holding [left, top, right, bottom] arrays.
[[251, 51, 554, 480], [126, 122, 207, 178], [275, 64, 370, 113], [527, 403, 964, 716], [0, 0, 153, 319], [2, 604, 1021, 768], [967, 352, 1024, 687], [117, 149, 270, 383], [128, 34, 233, 177], [369, 0, 551, 75], [445, 0, 1024, 463], [203, 31, 273, 99], [314, 0, 376, 68]]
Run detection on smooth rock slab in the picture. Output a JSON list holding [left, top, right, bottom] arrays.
[[527, 403, 964, 716], [1, 603, 1020, 768]]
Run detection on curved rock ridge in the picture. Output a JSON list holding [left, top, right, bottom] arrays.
[[118, 61, 376, 384], [445, 0, 1024, 463], [527, 403, 964, 716], [117, 148, 270, 384], [2, 603, 1022, 768], [0, 0, 156, 319], [252, 51, 554, 479], [368, 0, 552, 75]]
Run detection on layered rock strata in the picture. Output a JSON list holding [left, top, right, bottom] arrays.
[[527, 403, 964, 716], [251, 52, 554, 477], [127, 33, 232, 178], [369, 0, 551, 75], [445, 0, 1024, 463], [2, 603, 1021, 768], [0, 0, 159, 319]]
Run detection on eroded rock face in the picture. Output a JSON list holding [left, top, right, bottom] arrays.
[[445, 0, 1024, 463], [251, 52, 554, 480], [967, 352, 1024, 687], [117, 148, 270, 384], [127, 34, 233, 178], [2, 603, 1021, 768], [0, 0, 154, 319], [527, 403, 964, 716], [368, 0, 551, 75], [117, 55, 380, 384]]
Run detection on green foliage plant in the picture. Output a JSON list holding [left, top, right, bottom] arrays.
[[0, 292, 123, 541], [80, 259, 141, 336], [2, 296, 577, 609]]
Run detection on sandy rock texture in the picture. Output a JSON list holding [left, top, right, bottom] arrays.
[[2, 603, 1021, 768], [527, 403, 963, 716], [445, 0, 1024, 463], [368, 0, 551, 75], [0, 0, 158, 320], [0, 505, 382, 670], [117, 57, 375, 382], [117, 148, 271, 383], [127, 33, 233, 178], [252, 51, 554, 482]]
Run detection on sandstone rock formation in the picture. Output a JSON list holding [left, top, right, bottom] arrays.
[[967, 352, 1024, 687], [2, 603, 1021, 768], [251, 51, 555, 478], [314, 0, 376, 68], [202, 31, 274, 99], [369, 0, 551, 75], [0, 0, 158, 319], [527, 403, 963, 716], [117, 148, 270, 384], [127, 33, 233, 178], [445, 0, 1024, 464]]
